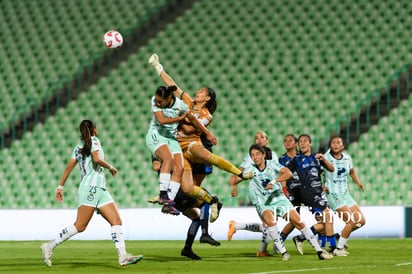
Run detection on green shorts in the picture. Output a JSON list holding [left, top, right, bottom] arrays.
[[78, 184, 114, 208], [146, 128, 182, 155], [249, 188, 293, 218], [326, 191, 356, 211]]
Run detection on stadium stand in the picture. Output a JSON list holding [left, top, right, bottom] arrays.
[[0, 0, 411, 208], [0, 0, 168, 127], [348, 95, 412, 206]]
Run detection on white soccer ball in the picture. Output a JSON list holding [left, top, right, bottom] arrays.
[[103, 30, 123, 48]]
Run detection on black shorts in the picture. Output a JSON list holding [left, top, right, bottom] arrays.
[[192, 163, 213, 175], [300, 189, 329, 210], [287, 187, 303, 207], [192, 135, 213, 175], [173, 190, 198, 212]]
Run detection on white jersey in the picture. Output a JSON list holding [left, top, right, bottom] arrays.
[[71, 136, 107, 188], [148, 96, 189, 139], [240, 150, 279, 169], [324, 150, 353, 194], [244, 159, 285, 201]]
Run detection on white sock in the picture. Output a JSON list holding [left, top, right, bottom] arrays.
[[338, 236, 348, 249], [111, 225, 126, 256], [259, 226, 270, 251], [168, 181, 180, 200], [300, 226, 322, 252], [50, 224, 78, 249], [235, 222, 263, 232], [159, 173, 171, 192], [267, 225, 286, 254]]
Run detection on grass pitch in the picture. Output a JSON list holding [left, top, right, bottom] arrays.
[[1, 239, 411, 273]]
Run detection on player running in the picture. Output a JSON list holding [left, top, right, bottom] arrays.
[[41, 120, 142, 267]]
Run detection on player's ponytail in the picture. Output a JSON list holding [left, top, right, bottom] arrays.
[[205, 87, 217, 114], [79, 119, 96, 157], [263, 146, 272, 160]]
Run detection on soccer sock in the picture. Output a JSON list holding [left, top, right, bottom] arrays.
[[188, 185, 213, 203], [200, 203, 210, 235], [280, 232, 287, 242], [208, 154, 242, 176], [184, 218, 201, 249], [310, 225, 318, 236], [245, 223, 264, 232], [259, 226, 270, 252], [49, 224, 78, 250], [267, 225, 286, 254], [111, 225, 127, 256], [168, 181, 180, 200], [300, 226, 322, 252], [319, 234, 327, 248], [326, 235, 337, 251], [337, 236, 348, 250], [233, 222, 263, 232], [159, 173, 171, 194]]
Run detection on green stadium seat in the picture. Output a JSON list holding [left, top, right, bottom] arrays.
[[1, 0, 412, 208]]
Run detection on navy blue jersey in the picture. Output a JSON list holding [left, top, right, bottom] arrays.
[[279, 153, 301, 190], [286, 152, 324, 193]]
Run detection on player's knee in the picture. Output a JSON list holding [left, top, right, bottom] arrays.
[[74, 223, 88, 232]]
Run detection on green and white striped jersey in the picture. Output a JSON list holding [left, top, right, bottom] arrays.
[[148, 96, 189, 139], [324, 151, 353, 193], [71, 136, 107, 188]]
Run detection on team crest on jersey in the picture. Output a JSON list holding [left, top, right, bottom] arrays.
[[319, 199, 325, 206], [87, 193, 94, 201], [337, 167, 346, 176], [310, 167, 318, 177]]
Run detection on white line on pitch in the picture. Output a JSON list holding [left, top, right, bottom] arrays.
[[395, 262, 412, 266], [249, 265, 377, 274]]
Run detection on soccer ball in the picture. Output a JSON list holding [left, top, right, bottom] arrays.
[[103, 30, 123, 48]]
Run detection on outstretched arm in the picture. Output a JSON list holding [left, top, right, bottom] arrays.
[[148, 53, 185, 99], [266, 167, 293, 190]]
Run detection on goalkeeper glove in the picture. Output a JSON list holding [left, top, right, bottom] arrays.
[[148, 53, 164, 76]]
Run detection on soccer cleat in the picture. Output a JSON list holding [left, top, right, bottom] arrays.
[[119, 254, 143, 266], [181, 248, 201, 260], [292, 236, 304, 255], [159, 195, 174, 206], [281, 252, 290, 261], [333, 248, 349, 256], [210, 201, 223, 223], [317, 250, 334, 260], [227, 221, 237, 241], [240, 170, 254, 179], [200, 234, 221, 246], [256, 250, 272, 257], [147, 195, 160, 204], [161, 205, 180, 216], [41, 243, 53, 267]]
